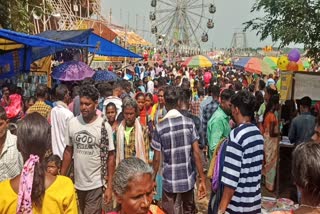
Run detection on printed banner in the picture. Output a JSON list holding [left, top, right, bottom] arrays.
[[279, 72, 293, 101]]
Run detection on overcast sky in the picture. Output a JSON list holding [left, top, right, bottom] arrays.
[[102, 0, 274, 49]]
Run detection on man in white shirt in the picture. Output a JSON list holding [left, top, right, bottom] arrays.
[[61, 84, 115, 214], [150, 67, 156, 80], [139, 64, 146, 80], [51, 84, 74, 159], [103, 82, 123, 118]]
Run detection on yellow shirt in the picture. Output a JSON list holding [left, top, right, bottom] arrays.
[[27, 101, 52, 119], [0, 175, 78, 214]]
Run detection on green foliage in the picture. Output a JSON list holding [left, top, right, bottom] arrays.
[[0, 0, 11, 29], [244, 0, 320, 61], [13, 0, 34, 33], [0, 0, 44, 33]]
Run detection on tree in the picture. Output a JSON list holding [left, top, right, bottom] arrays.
[[244, 0, 320, 61], [0, 0, 11, 29], [0, 0, 43, 33]]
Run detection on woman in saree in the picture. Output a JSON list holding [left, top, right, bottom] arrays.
[[262, 94, 280, 192], [150, 87, 167, 126]]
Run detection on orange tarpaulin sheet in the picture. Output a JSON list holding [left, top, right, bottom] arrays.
[[79, 20, 117, 41]]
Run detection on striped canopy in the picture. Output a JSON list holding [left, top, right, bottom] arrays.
[[234, 57, 275, 75], [182, 55, 213, 68]]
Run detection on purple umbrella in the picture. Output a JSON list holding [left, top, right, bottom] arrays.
[[52, 61, 95, 81]]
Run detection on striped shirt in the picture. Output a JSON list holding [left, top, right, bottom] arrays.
[[221, 124, 264, 214]]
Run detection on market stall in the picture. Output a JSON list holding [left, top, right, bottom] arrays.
[[0, 28, 93, 80], [279, 71, 320, 101], [36, 29, 142, 70], [36, 29, 142, 58], [273, 71, 320, 204]]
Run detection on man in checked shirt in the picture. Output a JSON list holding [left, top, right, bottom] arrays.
[[152, 86, 207, 214], [0, 106, 23, 182]]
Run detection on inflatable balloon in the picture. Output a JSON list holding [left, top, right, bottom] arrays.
[[277, 56, 289, 70], [287, 61, 298, 71], [297, 61, 304, 71], [288, 49, 300, 62]]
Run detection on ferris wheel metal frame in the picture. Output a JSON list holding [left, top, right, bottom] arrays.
[[150, 0, 216, 53]]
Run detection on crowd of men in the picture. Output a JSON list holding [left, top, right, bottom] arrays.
[[0, 63, 319, 214]]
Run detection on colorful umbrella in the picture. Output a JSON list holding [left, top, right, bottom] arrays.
[[182, 55, 213, 68], [234, 57, 275, 75], [52, 61, 94, 81], [93, 70, 120, 82], [233, 57, 251, 68], [245, 58, 275, 75], [263, 57, 278, 70]]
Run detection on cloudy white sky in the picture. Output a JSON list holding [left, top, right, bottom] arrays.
[[102, 0, 274, 49]]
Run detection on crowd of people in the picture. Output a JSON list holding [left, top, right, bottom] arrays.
[[0, 62, 319, 214]]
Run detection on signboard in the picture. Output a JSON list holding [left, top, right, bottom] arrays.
[[279, 72, 293, 101], [294, 72, 320, 100]]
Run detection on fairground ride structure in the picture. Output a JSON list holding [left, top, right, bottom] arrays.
[[33, 0, 108, 32], [150, 0, 216, 54]]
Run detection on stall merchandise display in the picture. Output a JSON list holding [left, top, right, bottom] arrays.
[[262, 197, 298, 213], [17, 73, 48, 97]]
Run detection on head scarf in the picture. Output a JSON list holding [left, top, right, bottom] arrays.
[[17, 155, 40, 214]]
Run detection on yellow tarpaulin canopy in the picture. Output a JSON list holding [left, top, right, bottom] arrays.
[[0, 38, 24, 51], [112, 29, 152, 46]]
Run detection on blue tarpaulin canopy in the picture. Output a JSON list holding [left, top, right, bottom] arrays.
[[88, 33, 141, 58], [37, 29, 92, 44], [0, 28, 92, 50], [36, 29, 142, 59], [0, 50, 27, 79], [33, 29, 93, 61], [0, 28, 94, 79]]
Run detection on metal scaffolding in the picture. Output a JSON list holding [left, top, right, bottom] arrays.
[[43, 0, 108, 31]]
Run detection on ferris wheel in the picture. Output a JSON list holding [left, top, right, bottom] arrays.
[[150, 0, 216, 53]]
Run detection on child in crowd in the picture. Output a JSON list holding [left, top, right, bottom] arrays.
[[46, 155, 61, 176], [47, 155, 81, 211]]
